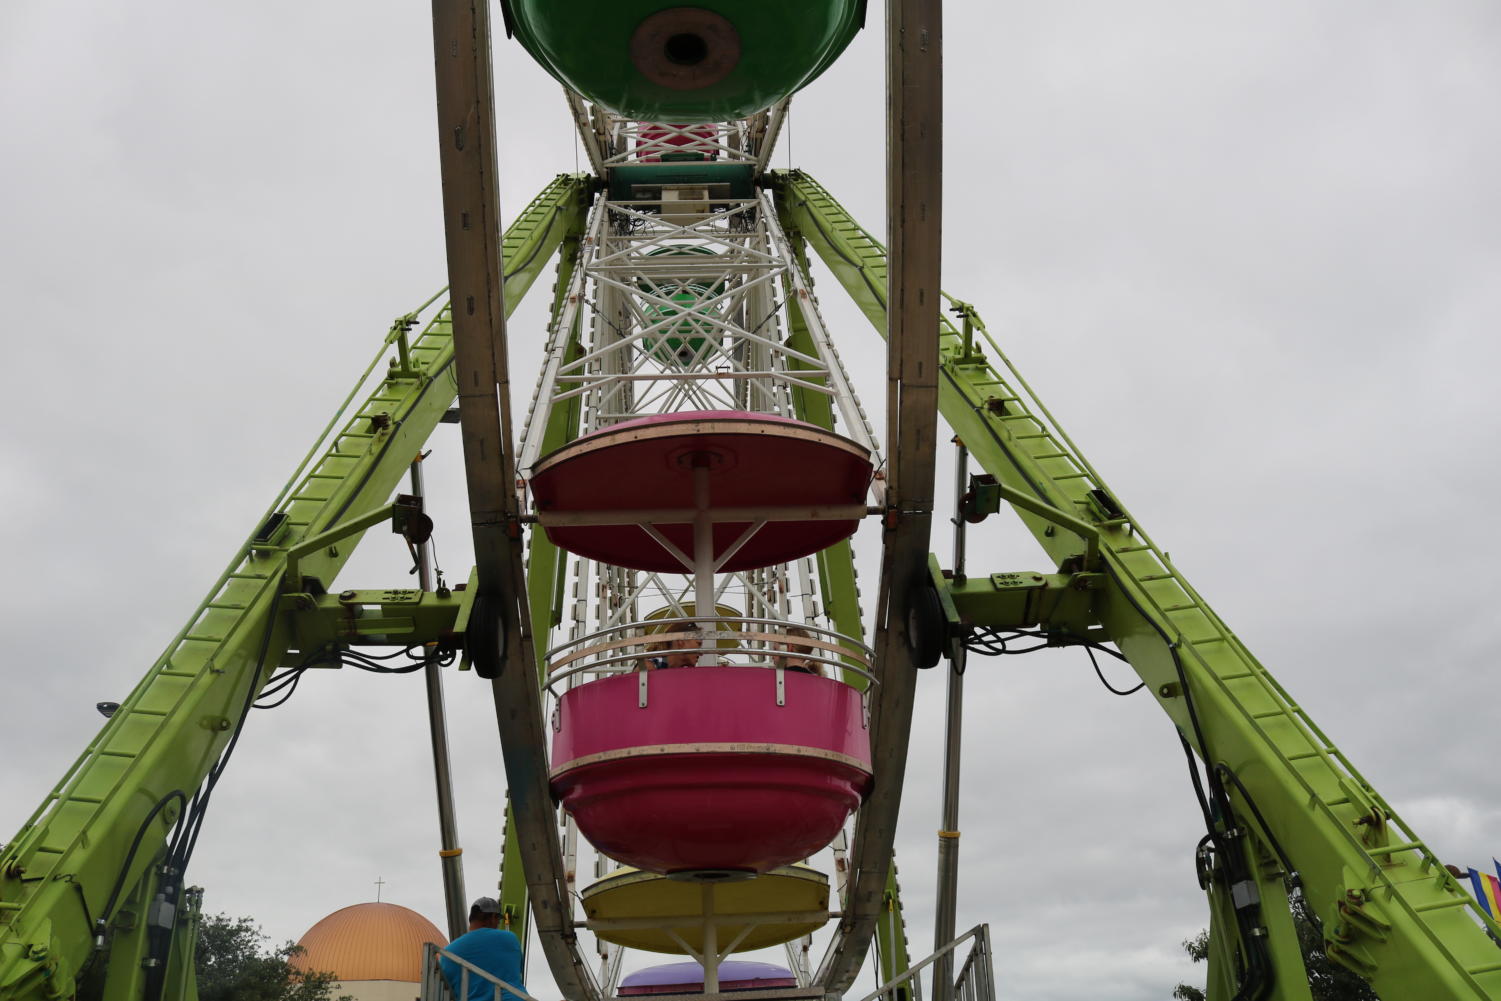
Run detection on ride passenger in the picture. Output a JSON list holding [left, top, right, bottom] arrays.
[[664, 625, 703, 668], [638, 639, 668, 671], [778, 627, 826, 677], [639, 623, 703, 670]]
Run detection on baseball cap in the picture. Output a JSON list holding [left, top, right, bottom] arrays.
[[471, 896, 502, 915]]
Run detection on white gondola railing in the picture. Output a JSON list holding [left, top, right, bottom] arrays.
[[543, 615, 875, 696]]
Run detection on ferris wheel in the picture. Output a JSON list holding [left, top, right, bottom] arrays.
[[1, 4, 1498, 1001]]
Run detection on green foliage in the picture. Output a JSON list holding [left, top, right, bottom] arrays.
[[194, 913, 349, 1001], [1288, 893, 1381, 1001], [1172, 931, 1209, 1000], [1172, 896, 1380, 1001]]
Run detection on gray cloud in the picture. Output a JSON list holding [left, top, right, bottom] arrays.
[[3, 4, 1498, 1001]]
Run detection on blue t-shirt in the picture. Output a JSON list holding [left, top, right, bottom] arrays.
[[440, 927, 525, 1001]]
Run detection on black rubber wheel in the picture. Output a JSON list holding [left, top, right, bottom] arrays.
[[465, 593, 507, 679], [907, 581, 944, 670]]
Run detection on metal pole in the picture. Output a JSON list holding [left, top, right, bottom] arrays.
[[411, 457, 468, 940], [952, 442, 967, 580], [692, 462, 718, 665], [702, 883, 720, 993], [933, 445, 966, 1001]]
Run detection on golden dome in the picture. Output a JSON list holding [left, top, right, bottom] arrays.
[[292, 902, 446, 982]]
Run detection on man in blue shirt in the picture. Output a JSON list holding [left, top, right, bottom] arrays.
[[440, 897, 526, 1001]]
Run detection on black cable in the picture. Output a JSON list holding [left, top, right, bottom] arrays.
[[502, 201, 566, 283], [254, 642, 456, 711], [963, 627, 1142, 696], [927, 339, 1274, 997], [172, 609, 278, 874], [1098, 563, 1274, 1001], [95, 788, 187, 929], [135, 613, 294, 998], [1180, 734, 1220, 840], [252, 671, 305, 709], [166, 788, 199, 862], [61, 874, 94, 931], [1087, 644, 1145, 696], [793, 191, 891, 313], [1166, 644, 1273, 1001], [1214, 762, 1298, 879], [77, 787, 188, 984]]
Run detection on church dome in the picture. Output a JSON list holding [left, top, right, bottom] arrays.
[[292, 902, 446, 982]]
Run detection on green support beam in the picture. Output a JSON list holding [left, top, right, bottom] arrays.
[[0, 173, 589, 1001], [281, 587, 471, 655], [772, 168, 1501, 1001]]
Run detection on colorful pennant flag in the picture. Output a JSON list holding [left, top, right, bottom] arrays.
[[1469, 867, 1501, 917]]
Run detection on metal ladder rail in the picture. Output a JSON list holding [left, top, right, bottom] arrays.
[[938, 336, 1501, 994], [773, 170, 1501, 998], [939, 286, 1501, 986], [955, 301, 1480, 890], [0, 176, 586, 1001], [0, 300, 457, 999], [7, 170, 582, 860], [0, 294, 448, 862]]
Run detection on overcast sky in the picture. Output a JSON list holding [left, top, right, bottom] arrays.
[[3, 3, 1500, 1001]]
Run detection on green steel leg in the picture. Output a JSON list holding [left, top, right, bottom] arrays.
[[0, 175, 586, 1001], [877, 867, 917, 1001], [773, 168, 1501, 1001]]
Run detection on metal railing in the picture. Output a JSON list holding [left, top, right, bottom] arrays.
[[421, 942, 541, 1001], [542, 615, 876, 695], [856, 926, 995, 1001]]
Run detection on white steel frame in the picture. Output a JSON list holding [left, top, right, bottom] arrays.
[[520, 114, 883, 987], [566, 89, 789, 175], [518, 192, 880, 479]]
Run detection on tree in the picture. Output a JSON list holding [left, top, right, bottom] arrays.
[[1172, 931, 1208, 1001], [1173, 895, 1379, 1001], [194, 913, 349, 1001]]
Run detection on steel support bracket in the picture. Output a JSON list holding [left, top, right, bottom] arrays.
[[451, 566, 482, 672], [946, 300, 983, 365], [283, 495, 428, 593], [925, 555, 967, 664], [1324, 869, 1393, 979], [279, 584, 470, 662], [943, 570, 1096, 635], [385, 312, 423, 380]]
